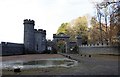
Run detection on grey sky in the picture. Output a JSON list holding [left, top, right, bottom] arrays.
[[0, 0, 102, 43]]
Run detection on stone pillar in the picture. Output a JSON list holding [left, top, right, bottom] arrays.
[[65, 39, 69, 54], [77, 35, 82, 52]]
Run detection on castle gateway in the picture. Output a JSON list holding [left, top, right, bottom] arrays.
[[0, 19, 83, 56]]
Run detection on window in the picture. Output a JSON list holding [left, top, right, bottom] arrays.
[[37, 44, 38, 50]]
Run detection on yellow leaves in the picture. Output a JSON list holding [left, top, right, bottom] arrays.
[[57, 16, 89, 42]]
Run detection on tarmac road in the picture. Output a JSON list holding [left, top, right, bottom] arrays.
[[1, 54, 120, 75]]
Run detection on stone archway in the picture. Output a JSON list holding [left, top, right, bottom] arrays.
[[53, 33, 70, 53], [57, 39, 66, 53]]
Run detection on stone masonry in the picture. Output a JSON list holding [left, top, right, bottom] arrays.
[[0, 19, 47, 56]]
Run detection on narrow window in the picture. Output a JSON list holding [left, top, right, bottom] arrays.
[[37, 44, 38, 50]]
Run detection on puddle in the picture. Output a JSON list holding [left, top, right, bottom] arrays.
[[1, 58, 78, 70]]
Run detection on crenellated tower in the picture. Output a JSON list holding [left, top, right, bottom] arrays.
[[34, 29, 46, 53], [23, 19, 35, 53]]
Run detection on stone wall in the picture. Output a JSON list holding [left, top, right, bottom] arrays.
[[79, 44, 120, 55], [0, 44, 2, 55], [1, 42, 24, 56]]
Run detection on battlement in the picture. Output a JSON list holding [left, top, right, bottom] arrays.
[[53, 33, 70, 38], [38, 29, 43, 32], [1, 42, 7, 45], [34, 29, 37, 31], [43, 30, 46, 33], [1, 42, 23, 45], [23, 19, 35, 25], [34, 29, 46, 34], [53, 34, 56, 37]]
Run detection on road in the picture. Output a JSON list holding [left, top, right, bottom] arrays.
[[1, 54, 120, 75]]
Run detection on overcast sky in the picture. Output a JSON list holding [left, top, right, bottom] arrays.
[[0, 0, 102, 43]]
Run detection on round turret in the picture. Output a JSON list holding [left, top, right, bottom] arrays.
[[23, 19, 35, 53]]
